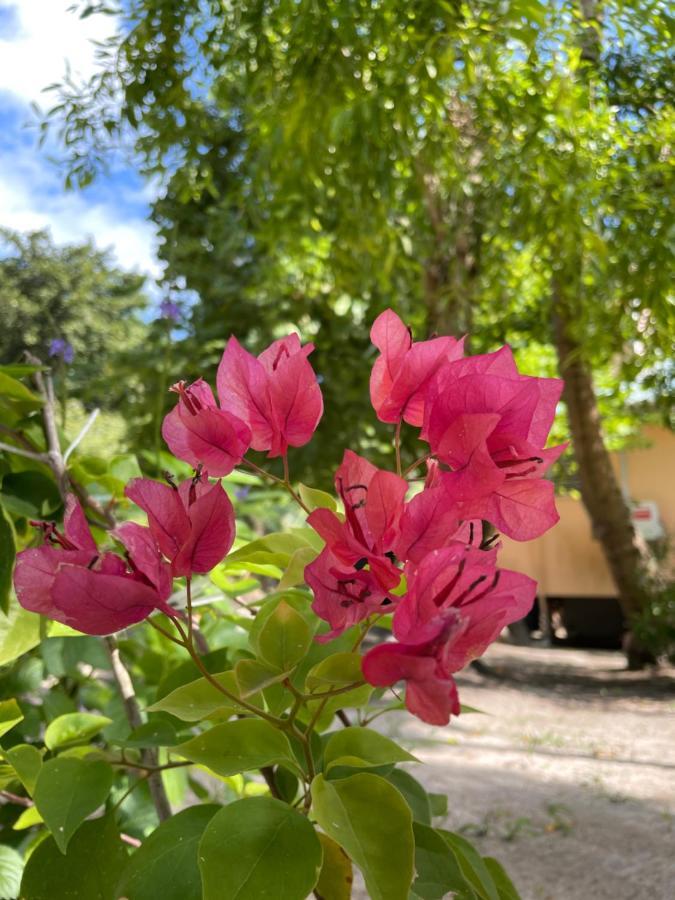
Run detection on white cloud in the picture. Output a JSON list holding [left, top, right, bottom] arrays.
[[0, 0, 111, 105], [0, 2, 162, 280], [0, 147, 162, 276]]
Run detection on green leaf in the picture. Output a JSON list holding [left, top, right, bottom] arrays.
[[305, 683, 373, 732], [278, 545, 319, 589], [324, 726, 417, 772], [234, 658, 292, 697], [315, 833, 353, 900], [20, 813, 127, 899], [412, 823, 474, 900], [13, 805, 43, 830], [460, 704, 487, 715], [483, 858, 522, 900], [116, 804, 219, 900], [199, 796, 322, 900], [44, 712, 113, 751], [0, 471, 61, 519], [311, 772, 414, 900], [0, 502, 15, 615], [148, 671, 248, 722], [298, 483, 337, 511], [227, 531, 313, 568], [0, 698, 23, 738], [428, 792, 448, 818], [386, 769, 432, 825], [33, 758, 113, 853], [439, 831, 500, 900], [0, 845, 23, 900], [0, 371, 43, 410], [253, 599, 312, 671], [4, 743, 42, 794], [0, 601, 41, 665], [113, 720, 179, 749], [175, 719, 300, 778], [305, 652, 363, 691]]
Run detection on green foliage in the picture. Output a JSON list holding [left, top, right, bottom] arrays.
[[198, 797, 322, 900], [116, 805, 219, 900], [20, 814, 128, 900], [0, 228, 149, 430], [33, 758, 114, 853], [0, 698, 23, 738], [323, 727, 418, 772], [0, 503, 15, 614], [312, 771, 415, 900], [43, 712, 113, 751], [0, 846, 23, 900], [40, 0, 674, 481], [175, 719, 300, 779]]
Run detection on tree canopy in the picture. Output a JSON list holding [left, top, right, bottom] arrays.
[[43, 1, 672, 486]]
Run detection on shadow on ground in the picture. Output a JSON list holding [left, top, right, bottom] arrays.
[[379, 644, 675, 900]]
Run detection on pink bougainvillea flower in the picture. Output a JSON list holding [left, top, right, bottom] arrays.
[[362, 628, 462, 726], [307, 450, 407, 591], [393, 543, 536, 655], [363, 544, 536, 724], [216, 333, 323, 458], [305, 547, 393, 640], [13, 496, 172, 636], [369, 309, 464, 425], [422, 347, 566, 540], [126, 473, 235, 578], [162, 378, 251, 477]]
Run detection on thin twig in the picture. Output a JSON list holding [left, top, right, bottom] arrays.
[[63, 408, 99, 463], [0, 790, 32, 807], [394, 420, 403, 477], [403, 453, 431, 478], [105, 636, 172, 822], [0, 441, 47, 463]]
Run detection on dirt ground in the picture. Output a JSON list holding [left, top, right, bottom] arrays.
[[381, 643, 675, 900]]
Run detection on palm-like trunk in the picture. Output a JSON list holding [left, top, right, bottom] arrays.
[[553, 296, 653, 666]]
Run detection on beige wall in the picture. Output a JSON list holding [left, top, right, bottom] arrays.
[[499, 425, 675, 597]]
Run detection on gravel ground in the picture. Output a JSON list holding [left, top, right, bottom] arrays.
[[377, 643, 675, 900]]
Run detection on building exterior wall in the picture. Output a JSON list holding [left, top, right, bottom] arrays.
[[498, 425, 675, 598]]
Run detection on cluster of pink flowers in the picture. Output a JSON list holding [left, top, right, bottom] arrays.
[[14, 309, 564, 725], [305, 309, 564, 724]]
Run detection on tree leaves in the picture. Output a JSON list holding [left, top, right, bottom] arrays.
[[175, 719, 300, 779], [412, 823, 473, 900], [0, 846, 23, 900], [0, 698, 23, 739], [20, 814, 128, 900], [253, 599, 313, 671], [315, 833, 353, 900], [148, 670, 247, 721], [44, 712, 113, 751], [198, 797, 322, 900], [0, 600, 41, 666], [3, 743, 42, 794], [323, 726, 418, 772], [116, 805, 219, 900], [0, 502, 15, 615], [311, 772, 414, 900], [33, 758, 113, 853]]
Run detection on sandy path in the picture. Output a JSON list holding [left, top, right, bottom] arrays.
[[379, 644, 675, 900]]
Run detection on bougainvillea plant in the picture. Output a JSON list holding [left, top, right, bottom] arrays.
[[5, 309, 564, 899]]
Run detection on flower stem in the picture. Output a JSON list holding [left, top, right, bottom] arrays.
[[169, 615, 285, 727], [394, 420, 402, 476]]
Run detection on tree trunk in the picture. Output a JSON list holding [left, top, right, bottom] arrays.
[[552, 295, 654, 668]]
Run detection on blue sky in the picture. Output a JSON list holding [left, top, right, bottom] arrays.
[[0, 0, 162, 280]]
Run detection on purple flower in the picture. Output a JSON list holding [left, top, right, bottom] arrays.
[[159, 299, 181, 322], [49, 339, 74, 364]]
